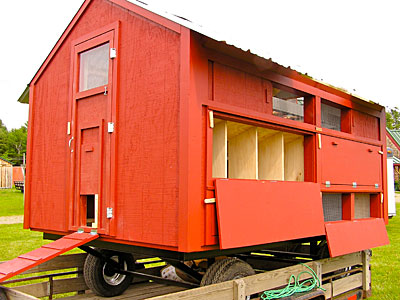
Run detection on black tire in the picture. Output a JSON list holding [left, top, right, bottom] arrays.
[[200, 258, 255, 286], [83, 249, 135, 297]]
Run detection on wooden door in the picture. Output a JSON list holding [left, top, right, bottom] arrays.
[[68, 27, 117, 235]]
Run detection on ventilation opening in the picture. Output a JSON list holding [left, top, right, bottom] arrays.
[[85, 194, 96, 227], [355, 193, 371, 219], [322, 193, 342, 222]]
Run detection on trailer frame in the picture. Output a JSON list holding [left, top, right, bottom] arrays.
[[0, 250, 371, 300]]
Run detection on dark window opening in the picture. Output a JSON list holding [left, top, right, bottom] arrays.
[[86, 195, 95, 227]]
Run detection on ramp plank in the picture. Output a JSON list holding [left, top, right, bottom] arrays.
[[0, 232, 98, 282]]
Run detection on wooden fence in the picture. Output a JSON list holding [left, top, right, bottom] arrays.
[[0, 250, 371, 300], [0, 165, 12, 189]]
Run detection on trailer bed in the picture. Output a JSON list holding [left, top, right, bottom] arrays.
[[0, 250, 371, 300]]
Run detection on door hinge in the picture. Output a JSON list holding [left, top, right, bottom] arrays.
[[204, 198, 216, 204], [107, 207, 113, 219], [108, 122, 114, 133], [209, 111, 214, 128], [110, 48, 116, 59]]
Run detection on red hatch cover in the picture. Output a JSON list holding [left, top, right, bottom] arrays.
[[0, 232, 98, 282], [325, 218, 389, 257], [215, 179, 325, 249]]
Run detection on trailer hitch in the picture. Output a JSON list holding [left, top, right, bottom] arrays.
[[79, 246, 199, 289]]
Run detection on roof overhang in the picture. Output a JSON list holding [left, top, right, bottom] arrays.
[[18, 86, 29, 104]]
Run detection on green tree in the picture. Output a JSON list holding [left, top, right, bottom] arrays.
[[0, 119, 8, 157], [0, 119, 27, 165], [386, 107, 400, 129]]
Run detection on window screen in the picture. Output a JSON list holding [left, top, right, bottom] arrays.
[[321, 103, 341, 131], [322, 193, 342, 222], [79, 43, 109, 92]]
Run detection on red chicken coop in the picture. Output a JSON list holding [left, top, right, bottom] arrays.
[[2, 0, 389, 296]]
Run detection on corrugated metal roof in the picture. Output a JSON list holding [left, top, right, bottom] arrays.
[[387, 128, 400, 148], [393, 156, 400, 165], [127, 0, 380, 107]]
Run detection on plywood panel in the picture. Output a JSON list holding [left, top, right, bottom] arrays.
[[212, 120, 227, 178], [258, 132, 284, 180], [228, 126, 257, 179], [284, 136, 304, 181]]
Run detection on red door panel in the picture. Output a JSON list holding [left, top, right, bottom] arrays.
[[321, 135, 382, 186], [215, 179, 325, 249], [80, 126, 100, 195], [69, 27, 117, 235], [325, 219, 389, 257]]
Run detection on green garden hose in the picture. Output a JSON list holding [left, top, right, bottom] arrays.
[[261, 263, 326, 300]]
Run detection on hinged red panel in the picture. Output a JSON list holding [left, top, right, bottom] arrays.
[[321, 135, 382, 186], [215, 179, 325, 249], [0, 232, 98, 282], [325, 219, 389, 257]]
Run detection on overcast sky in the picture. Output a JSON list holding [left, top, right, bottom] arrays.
[[1, 0, 399, 129]]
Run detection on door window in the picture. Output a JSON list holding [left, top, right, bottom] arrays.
[[79, 43, 109, 92]]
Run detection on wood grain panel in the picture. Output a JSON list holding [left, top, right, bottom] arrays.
[[258, 132, 284, 180], [284, 136, 304, 181], [212, 120, 227, 178], [228, 126, 257, 179]]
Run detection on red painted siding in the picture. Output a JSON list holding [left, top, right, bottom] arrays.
[[352, 110, 380, 140], [28, 0, 181, 248], [212, 62, 272, 114]]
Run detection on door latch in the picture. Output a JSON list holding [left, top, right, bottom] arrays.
[[104, 86, 108, 95], [68, 137, 74, 152], [107, 207, 113, 219], [108, 122, 114, 133]]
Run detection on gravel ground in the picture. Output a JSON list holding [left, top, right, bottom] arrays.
[[0, 215, 23, 225]]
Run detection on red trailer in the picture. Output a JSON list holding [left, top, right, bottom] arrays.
[[3, 0, 389, 296]]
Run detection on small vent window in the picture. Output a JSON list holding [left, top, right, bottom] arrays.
[[79, 43, 109, 92], [355, 193, 371, 219], [272, 86, 305, 122], [321, 103, 341, 131], [322, 193, 342, 222]]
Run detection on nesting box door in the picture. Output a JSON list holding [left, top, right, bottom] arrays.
[[68, 27, 117, 235]]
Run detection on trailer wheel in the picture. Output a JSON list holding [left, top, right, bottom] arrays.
[[83, 249, 134, 297], [200, 258, 255, 286]]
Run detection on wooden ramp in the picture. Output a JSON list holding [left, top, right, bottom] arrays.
[[0, 232, 98, 282]]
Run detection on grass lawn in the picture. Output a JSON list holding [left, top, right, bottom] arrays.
[[369, 203, 400, 300], [0, 223, 48, 261], [0, 188, 24, 216]]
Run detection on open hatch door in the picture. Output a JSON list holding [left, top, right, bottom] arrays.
[[325, 219, 389, 257], [0, 232, 98, 282]]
